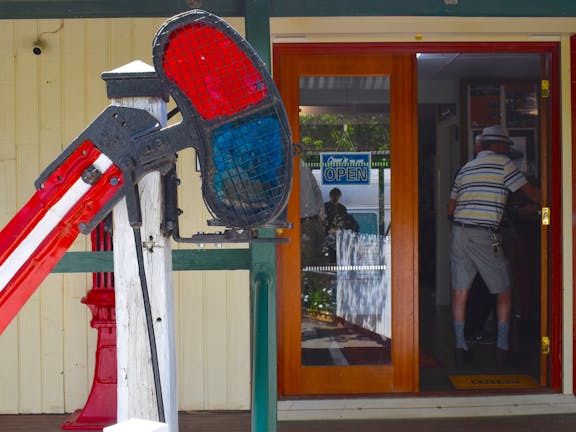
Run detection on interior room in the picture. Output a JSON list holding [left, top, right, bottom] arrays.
[[418, 52, 545, 391]]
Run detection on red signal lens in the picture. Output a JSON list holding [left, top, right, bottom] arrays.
[[162, 23, 267, 120]]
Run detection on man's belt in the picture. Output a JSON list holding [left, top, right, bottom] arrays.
[[452, 220, 500, 232]]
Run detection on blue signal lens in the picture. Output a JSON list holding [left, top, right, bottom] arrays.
[[209, 112, 289, 226]]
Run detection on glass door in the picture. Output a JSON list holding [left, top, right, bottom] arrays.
[[300, 76, 392, 369], [274, 45, 418, 395]]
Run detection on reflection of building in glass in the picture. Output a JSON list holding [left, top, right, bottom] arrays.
[[300, 158, 392, 366], [336, 230, 391, 339], [312, 168, 389, 236]]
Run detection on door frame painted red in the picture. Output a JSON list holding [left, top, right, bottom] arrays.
[[571, 34, 576, 396]]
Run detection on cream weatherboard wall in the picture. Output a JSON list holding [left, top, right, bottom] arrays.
[[0, 17, 251, 414]]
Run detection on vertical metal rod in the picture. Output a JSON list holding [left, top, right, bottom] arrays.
[[250, 228, 278, 432]]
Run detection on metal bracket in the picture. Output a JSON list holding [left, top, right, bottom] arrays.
[[179, 230, 288, 244], [161, 165, 288, 244]]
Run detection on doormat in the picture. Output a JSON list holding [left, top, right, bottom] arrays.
[[449, 374, 539, 389]]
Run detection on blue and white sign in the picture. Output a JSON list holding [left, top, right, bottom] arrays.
[[321, 152, 371, 185]]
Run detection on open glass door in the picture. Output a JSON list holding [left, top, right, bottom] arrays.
[[274, 46, 418, 395]]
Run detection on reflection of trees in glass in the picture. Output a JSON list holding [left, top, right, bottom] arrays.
[[302, 272, 336, 319], [300, 113, 390, 153], [299, 112, 389, 322]]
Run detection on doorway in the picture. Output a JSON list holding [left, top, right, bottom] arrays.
[[273, 42, 560, 397], [417, 50, 556, 392]]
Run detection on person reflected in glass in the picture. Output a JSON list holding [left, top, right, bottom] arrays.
[[300, 163, 326, 266], [323, 187, 359, 262]]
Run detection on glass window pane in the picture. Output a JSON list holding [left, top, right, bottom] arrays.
[[299, 75, 392, 366]]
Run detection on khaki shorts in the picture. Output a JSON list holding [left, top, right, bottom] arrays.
[[450, 224, 511, 294]]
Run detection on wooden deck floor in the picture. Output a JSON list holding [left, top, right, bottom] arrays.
[[3, 412, 576, 432]]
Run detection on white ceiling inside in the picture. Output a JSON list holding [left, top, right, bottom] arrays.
[[417, 53, 543, 80]]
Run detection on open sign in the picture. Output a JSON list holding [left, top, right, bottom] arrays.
[[321, 152, 371, 185]]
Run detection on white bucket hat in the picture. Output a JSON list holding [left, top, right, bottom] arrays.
[[477, 125, 513, 146]]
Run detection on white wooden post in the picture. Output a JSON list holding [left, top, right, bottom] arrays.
[[103, 61, 178, 432]]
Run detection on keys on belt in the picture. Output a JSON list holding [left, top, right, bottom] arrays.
[[491, 231, 502, 255], [451, 220, 502, 255]]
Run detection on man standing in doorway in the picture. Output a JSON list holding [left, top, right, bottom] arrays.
[[448, 125, 540, 363]]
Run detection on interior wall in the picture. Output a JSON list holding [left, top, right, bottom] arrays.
[[418, 80, 459, 104]]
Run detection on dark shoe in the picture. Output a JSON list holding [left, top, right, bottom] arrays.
[[454, 348, 473, 366], [467, 331, 496, 345]]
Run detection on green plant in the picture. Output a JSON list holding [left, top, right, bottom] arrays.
[[302, 272, 336, 317]]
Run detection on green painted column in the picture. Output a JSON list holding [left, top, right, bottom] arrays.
[[245, 2, 277, 431], [245, 0, 271, 67], [250, 228, 278, 432]]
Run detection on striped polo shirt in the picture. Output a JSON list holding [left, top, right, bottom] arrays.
[[450, 150, 527, 228]]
